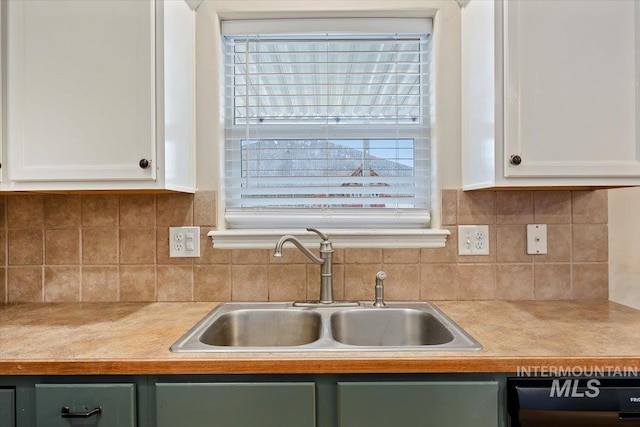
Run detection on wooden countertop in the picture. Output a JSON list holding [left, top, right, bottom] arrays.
[[1, 301, 639, 375]]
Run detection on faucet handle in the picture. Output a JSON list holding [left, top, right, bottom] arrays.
[[306, 228, 329, 241]]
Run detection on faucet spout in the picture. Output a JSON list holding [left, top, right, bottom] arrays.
[[274, 235, 323, 265], [273, 229, 334, 304]]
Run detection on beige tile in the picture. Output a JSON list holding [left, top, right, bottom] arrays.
[[345, 248, 382, 264], [232, 249, 270, 265], [306, 263, 345, 301], [194, 191, 217, 226], [120, 195, 155, 227], [573, 263, 608, 300], [381, 264, 420, 300], [8, 229, 43, 265], [81, 266, 118, 302], [496, 225, 532, 263], [268, 264, 306, 301], [421, 227, 457, 263], [572, 224, 608, 262], [45, 229, 80, 265], [120, 266, 156, 302], [194, 265, 231, 302], [383, 249, 420, 264], [420, 264, 458, 300], [534, 264, 571, 300], [534, 224, 571, 263], [7, 195, 44, 229], [231, 265, 268, 301], [81, 195, 118, 227], [0, 196, 6, 229], [458, 225, 496, 263], [496, 264, 534, 300], [572, 190, 608, 224], [198, 231, 232, 265], [156, 227, 191, 265], [344, 263, 382, 300], [44, 195, 81, 228], [0, 230, 6, 266], [157, 266, 193, 302], [7, 267, 42, 302], [457, 191, 496, 225], [497, 191, 534, 224], [156, 193, 193, 226], [332, 249, 345, 265], [534, 191, 572, 224], [120, 228, 156, 265], [458, 264, 495, 300], [0, 267, 5, 303], [441, 189, 457, 225], [44, 266, 80, 302], [82, 228, 118, 265]]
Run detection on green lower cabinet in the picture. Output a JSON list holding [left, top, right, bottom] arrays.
[[0, 388, 16, 427], [35, 384, 136, 427], [155, 383, 316, 427], [338, 381, 499, 427]]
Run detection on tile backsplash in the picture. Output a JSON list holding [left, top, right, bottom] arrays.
[[0, 189, 608, 303]]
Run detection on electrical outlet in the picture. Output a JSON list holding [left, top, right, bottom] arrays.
[[458, 225, 490, 256], [169, 226, 201, 258]]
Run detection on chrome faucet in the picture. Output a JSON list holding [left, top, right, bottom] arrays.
[[274, 228, 358, 307]]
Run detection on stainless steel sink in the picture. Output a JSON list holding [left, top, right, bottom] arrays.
[[171, 302, 481, 352], [330, 308, 454, 346], [199, 309, 321, 347]]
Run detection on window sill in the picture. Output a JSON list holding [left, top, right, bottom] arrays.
[[207, 228, 450, 249]]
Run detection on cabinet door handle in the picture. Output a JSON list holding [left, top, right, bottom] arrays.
[[139, 158, 151, 169], [60, 406, 102, 418], [509, 155, 522, 166]]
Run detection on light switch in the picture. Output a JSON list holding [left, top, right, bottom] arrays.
[[186, 232, 195, 251]]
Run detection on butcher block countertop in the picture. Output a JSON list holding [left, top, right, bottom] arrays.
[[0, 300, 638, 375]]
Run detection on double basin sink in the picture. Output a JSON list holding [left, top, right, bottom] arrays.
[[171, 301, 481, 352]]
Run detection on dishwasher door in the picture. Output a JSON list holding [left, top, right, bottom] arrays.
[[508, 378, 640, 426]]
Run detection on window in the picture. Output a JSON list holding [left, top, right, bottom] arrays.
[[221, 19, 433, 232]]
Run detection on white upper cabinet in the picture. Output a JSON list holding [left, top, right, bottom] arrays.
[[462, 0, 640, 189], [4, 0, 196, 192]]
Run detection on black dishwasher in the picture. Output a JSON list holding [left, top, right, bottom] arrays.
[[508, 378, 640, 426]]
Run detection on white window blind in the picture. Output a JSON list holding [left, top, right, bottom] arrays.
[[222, 19, 432, 229]]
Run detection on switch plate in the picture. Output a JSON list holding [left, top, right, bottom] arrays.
[[169, 226, 201, 258], [458, 225, 490, 255], [527, 224, 548, 254]]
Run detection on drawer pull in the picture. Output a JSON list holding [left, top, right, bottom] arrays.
[[60, 406, 102, 418]]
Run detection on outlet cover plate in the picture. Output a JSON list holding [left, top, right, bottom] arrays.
[[169, 226, 201, 258], [527, 224, 548, 254], [458, 225, 490, 256]]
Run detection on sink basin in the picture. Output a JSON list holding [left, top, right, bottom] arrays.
[[330, 308, 454, 346], [171, 302, 481, 352], [200, 309, 321, 347]]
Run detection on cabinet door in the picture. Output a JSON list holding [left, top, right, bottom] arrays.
[[35, 384, 135, 427], [6, 0, 155, 183], [503, 0, 640, 178], [338, 381, 499, 427], [156, 383, 316, 427], [0, 388, 15, 427]]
